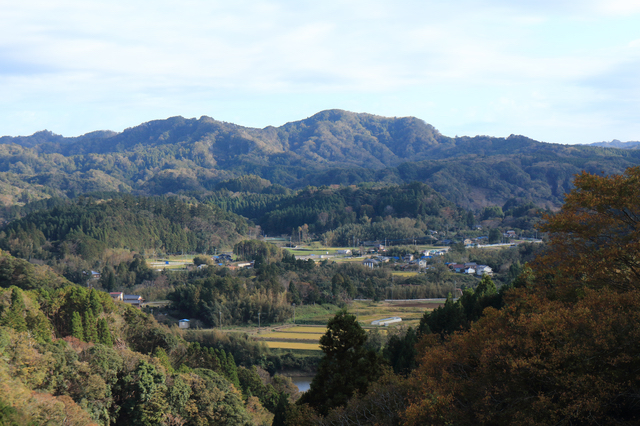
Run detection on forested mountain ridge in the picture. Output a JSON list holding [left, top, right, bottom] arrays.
[[1, 110, 640, 210], [0, 195, 248, 253], [588, 139, 640, 149]]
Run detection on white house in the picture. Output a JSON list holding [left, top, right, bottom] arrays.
[[371, 317, 402, 326], [109, 292, 123, 301], [179, 319, 190, 329], [476, 265, 493, 276]]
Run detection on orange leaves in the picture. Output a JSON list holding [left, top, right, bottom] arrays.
[[404, 288, 640, 425], [533, 166, 640, 296]]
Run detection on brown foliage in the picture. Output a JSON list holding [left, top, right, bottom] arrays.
[[533, 166, 640, 298], [404, 288, 640, 425]]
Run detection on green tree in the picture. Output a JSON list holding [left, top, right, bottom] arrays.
[[288, 281, 301, 305], [71, 311, 84, 341], [488, 228, 502, 243], [117, 360, 167, 426], [419, 293, 466, 338], [83, 310, 98, 343], [383, 327, 418, 376], [272, 392, 290, 426], [1, 288, 27, 332], [25, 309, 52, 343], [298, 310, 382, 415], [97, 318, 113, 346]]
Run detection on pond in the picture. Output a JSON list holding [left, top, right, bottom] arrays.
[[289, 375, 315, 393]]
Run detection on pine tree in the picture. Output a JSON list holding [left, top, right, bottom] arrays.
[[83, 310, 98, 342], [97, 318, 113, 346], [1, 288, 27, 332], [225, 352, 241, 390], [71, 311, 84, 341], [88, 288, 102, 316]]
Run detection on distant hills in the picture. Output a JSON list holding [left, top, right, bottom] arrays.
[[587, 139, 640, 149], [1, 109, 639, 211]]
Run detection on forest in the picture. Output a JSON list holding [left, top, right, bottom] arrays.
[[0, 165, 639, 424]]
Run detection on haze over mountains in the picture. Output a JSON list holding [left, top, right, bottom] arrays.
[[1, 109, 639, 211], [588, 139, 640, 149]]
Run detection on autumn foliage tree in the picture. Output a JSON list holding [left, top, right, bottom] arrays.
[[533, 166, 640, 297], [401, 166, 640, 425], [404, 288, 640, 425]]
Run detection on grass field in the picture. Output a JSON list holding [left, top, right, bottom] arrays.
[[262, 341, 321, 351], [147, 256, 194, 270], [276, 326, 326, 333], [252, 299, 441, 351], [391, 271, 420, 277], [259, 332, 325, 340]]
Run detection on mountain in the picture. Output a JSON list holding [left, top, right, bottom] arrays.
[[0, 111, 446, 168], [1, 110, 639, 211], [588, 139, 640, 149]]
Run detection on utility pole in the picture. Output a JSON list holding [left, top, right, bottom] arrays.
[[292, 303, 296, 324], [258, 312, 261, 329], [219, 311, 222, 330]]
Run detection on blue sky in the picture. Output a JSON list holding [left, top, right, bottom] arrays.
[[1, 0, 639, 144]]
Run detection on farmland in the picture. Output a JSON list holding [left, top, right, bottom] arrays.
[[250, 299, 442, 352]]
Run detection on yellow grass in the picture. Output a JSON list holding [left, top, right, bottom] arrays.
[[282, 326, 327, 333], [263, 341, 321, 350], [259, 332, 324, 340]]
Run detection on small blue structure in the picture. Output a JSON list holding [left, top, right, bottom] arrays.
[[179, 319, 190, 329]]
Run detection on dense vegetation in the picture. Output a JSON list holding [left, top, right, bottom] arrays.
[[0, 259, 302, 425], [282, 165, 640, 425], [0, 195, 249, 287], [206, 181, 470, 242], [1, 110, 640, 215]]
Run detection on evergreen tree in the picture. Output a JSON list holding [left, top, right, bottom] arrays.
[[71, 311, 84, 341], [272, 392, 290, 426], [153, 347, 174, 375], [25, 310, 51, 343], [88, 288, 102, 316], [1, 288, 27, 332], [83, 310, 98, 343], [97, 318, 113, 346], [383, 327, 418, 375], [298, 310, 382, 415], [288, 281, 301, 304], [225, 352, 241, 390]]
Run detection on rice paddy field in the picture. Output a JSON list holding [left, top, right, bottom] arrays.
[[262, 341, 321, 350], [251, 299, 443, 352]]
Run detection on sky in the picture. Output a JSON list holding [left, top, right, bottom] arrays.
[[1, 0, 640, 144]]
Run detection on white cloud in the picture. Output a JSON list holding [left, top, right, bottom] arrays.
[[0, 0, 638, 143]]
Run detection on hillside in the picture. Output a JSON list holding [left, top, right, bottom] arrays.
[[588, 139, 640, 149], [1, 110, 640, 210]]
